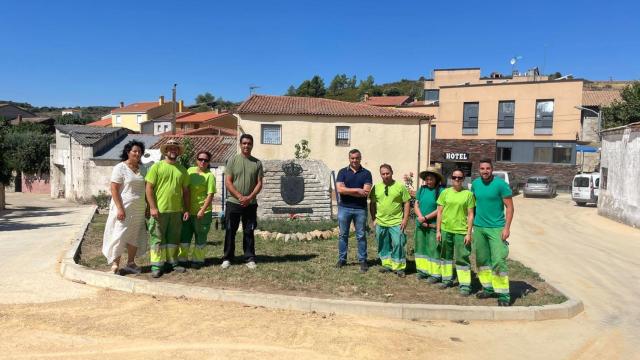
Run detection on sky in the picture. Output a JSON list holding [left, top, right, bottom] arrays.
[[1, 0, 639, 107]]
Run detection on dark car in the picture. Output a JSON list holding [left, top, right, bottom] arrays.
[[523, 176, 556, 198]]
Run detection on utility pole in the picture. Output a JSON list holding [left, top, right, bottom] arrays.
[[171, 83, 177, 135]]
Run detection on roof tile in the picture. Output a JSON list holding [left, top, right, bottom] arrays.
[[152, 135, 236, 165], [363, 96, 411, 106], [582, 90, 622, 107]]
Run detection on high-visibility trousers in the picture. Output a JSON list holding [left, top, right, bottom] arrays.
[[414, 225, 441, 278], [440, 230, 472, 291], [377, 225, 406, 271], [148, 212, 182, 271], [179, 212, 212, 266], [473, 226, 510, 302]]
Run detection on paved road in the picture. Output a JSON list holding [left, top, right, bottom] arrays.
[[0, 192, 638, 359], [0, 193, 97, 303]]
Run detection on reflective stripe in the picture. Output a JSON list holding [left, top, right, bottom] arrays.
[[150, 261, 165, 266], [457, 267, 471, 286], [456, 265, 470, 271], [478, 266, 491, 271], [494, 288, 509, 294], [414, 254, 428, 259]]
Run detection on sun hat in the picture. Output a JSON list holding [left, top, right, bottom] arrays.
[[419, 166, 445, 184], [160, 139, 185, 155]]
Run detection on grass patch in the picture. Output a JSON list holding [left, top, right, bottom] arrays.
[[81, 213, 566, 306], [257, 218, 338, 233]]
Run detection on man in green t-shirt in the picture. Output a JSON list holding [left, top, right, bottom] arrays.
[[179, 150, 216, 270], [369, 164, 411, 277], [414, 167, 445, 283], [471, 159, 514, 306], [436, 169, 475, 296], [145, 139, 190, 278], [222, 134, 263, 270]]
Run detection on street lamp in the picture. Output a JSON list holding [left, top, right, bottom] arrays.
[[575, 105, 602, 141]]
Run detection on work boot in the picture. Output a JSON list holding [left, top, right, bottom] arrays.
[[426, 277, 440, 284], [151, 269, 162, 278], [438, 281, 453, 290], [191, 262, 203, 270], [173, 266, 186, 273], [359, 261, 369, 273], [396, 270, 406, 278], [475, 291, 495, 299], [459, 288, 471, 297], [379, 267, 391, 273], [498, 300, 511, 307], [335, 260, 346, 269]]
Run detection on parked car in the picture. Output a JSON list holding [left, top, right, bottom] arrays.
[[493, 171, 518, 194], [572, 173, 600, 206], [523, 176, 556, 198]]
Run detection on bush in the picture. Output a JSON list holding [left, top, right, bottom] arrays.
[[257, 218, 337, 234], [93, 190, 111, 211]]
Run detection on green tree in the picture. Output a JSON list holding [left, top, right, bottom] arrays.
[[285, 85, 297, 96], [177, 137, 195, 169], [383, 87, 402, 96], [55, 114, 84, 125], [296, 75, 326, 97], [195, 92, 215, 105], [3, 125, 53, 175], [294, 139, 311, 159], [602, 82, 640, 128]]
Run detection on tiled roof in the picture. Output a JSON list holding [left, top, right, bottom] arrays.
[[582, 90, 622, 107], [152, 135, 237, 165], [93, 134, 160, 160], [176, 111, 233, 123], [151, 112, 193, 121], [112, 102, 161, 113], [236, 95, 427, 119], [180, 126, 237, 136], [363, 96, 411, 106], [55, 125, 127, 145], [9, 116, 54, 125], [86, 118, 112, 127]]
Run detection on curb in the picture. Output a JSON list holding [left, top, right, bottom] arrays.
[[60, 209, 583, 321]]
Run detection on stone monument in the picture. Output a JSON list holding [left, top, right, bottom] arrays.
[[257, 159, 332, 220]]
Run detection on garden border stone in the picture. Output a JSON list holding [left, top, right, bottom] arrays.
[[60, 207, 584, 321]]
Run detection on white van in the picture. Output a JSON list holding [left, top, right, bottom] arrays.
[[572, 173, 600, 206], [493, 171, 518, 194]]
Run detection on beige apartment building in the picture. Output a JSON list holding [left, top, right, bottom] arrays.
[[403, 68, 586, 188], [235, 95, 431, 184], [111, 96, 190, 132]]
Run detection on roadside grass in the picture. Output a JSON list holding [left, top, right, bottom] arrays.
[[81, 213, 566, 306]]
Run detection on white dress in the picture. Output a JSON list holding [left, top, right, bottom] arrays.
[[102, 162, 148, 264]]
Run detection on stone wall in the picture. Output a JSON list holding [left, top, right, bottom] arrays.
[[257, 159, 332, 220]]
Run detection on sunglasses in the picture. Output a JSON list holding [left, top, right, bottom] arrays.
[[197, 158, 210, 162], [451, 176, 464, 180]]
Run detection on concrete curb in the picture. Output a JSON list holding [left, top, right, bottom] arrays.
[[60, 209, 583, 321]]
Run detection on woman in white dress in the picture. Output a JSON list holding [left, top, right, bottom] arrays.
[[102, 140, 148, 274]]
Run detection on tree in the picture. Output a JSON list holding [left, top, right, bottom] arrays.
[[195, 92, 215, 105], [55, 114, 84, 125], [602, 82, 640, 128], [294, 139, 311, 159], [383, 87, 402, 96], [296, 75, 326, 97], [177, 137, 195, 169], [285, 85, 297, 96]]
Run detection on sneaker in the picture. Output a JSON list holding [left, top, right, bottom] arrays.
[[335, 260, 347, 269], [151, 269, 162, 278], [396, 270, 406, 278], [246, 261, 257, 270], [438, 281, 453, 290], [498, 300, 511, 307], [173, 266, 186, 273], [426, 277, 440, 284], [475, 291, 495, 299], [359, 261, 369, 273], [122, 263, 141, 275], [221, 260, 231, 269], [379, 267, 391, 273]]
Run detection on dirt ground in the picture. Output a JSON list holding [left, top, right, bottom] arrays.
[[1, 193, 639, 359]]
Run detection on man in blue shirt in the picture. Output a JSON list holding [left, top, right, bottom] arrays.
[[335, 149, 373, 272]]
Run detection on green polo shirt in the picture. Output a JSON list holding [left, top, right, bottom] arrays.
[[437, 188, 475, 235], [415, 186, 440, 226], [145, 160, 190, 213], [471, 176, 512, 228], [224, 154, 263, 205], [370, 181, 411, 227], [187, 167, 216, 215]]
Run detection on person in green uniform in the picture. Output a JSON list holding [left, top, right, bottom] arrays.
[[145, 139, 190, 278], [413, 167, 445, 283], [471, 159, 514, 306], [178, 150, 216, 270], [369, 164, 411, 277], [436, 169, 475, 296]]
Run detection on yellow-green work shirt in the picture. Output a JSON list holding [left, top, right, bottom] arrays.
[[145, 161, 190, 213], [370, 181, 411, 227], [187, 167, 216, 215], [437, 188, 475, 235]]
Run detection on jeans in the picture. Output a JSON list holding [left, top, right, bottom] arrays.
[[223, 202, 257, 263], [337, 206, 367, 262]]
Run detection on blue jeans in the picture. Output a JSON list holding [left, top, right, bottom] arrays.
[[337, 206, 368, 262]]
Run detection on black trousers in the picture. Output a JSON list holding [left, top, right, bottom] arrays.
[[223, 202, 257, 262]]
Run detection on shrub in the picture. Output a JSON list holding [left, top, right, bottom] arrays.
[[257, 218, 337, 234], [93, 190, 111, 211]]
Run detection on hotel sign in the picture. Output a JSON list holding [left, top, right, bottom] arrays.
[[444, 152, 469, 161]]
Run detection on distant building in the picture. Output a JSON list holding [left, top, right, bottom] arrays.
[[61, 109, 82, 118], [111, 97, 186, 132], [0, 103, 36, 121], [362, 95, 412, 107], [86, 117, 113, 127], [598, 122, 640, 228]]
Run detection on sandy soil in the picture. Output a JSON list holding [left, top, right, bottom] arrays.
[[0, 193, 638, 359]]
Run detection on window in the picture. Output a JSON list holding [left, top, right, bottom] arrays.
[[261, 124, 282, 145], [462, 102, 479, 134], [533, 147, 552, 162], [430, 125, 436, 141], [157, 125, 161, 131], [115, 115, 121, 124], [424, 89, 439, 102], [164, 125, 168, 132], [573, 177, 589, 187], [496, 146, 512, 161], [552, 148, 571, 164], [497, 101, 515, 134], [535, 100, 554, 134], [335, 126, 350, 146], [534, 145, 572, 164], [601, 168, 608, 190], [136, 114, 143, 124]]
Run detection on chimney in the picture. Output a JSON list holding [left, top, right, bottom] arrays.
[[178, 100, 184, 112], [159, 96, 165, 105], [215, 108, 220, 114], [17, 115, 22, 124], [119, 101, 124, 108], [363, 92, 369, 102]]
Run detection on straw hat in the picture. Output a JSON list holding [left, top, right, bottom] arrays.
[[160, 139, 184, 155], [419, 166, 445, 184]]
